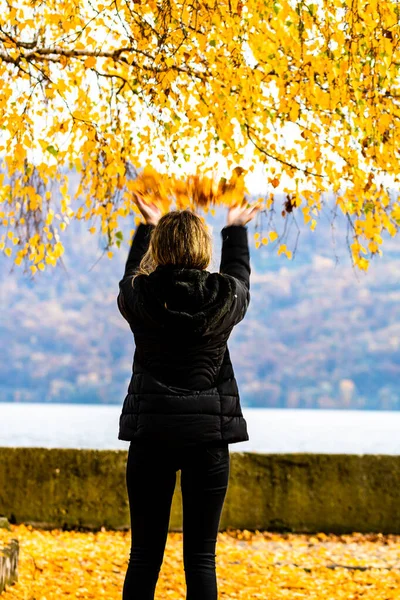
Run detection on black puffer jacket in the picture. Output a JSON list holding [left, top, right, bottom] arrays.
[[117, 222, 251, 447]]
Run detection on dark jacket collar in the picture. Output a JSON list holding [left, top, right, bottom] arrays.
[[133, 266, 236, 336]]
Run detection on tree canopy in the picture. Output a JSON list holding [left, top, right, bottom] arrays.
[[0, 0, 399, 273]]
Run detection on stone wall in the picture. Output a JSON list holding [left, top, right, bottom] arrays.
[[0, 539, 19, 594], [0, 447, 399, 533]]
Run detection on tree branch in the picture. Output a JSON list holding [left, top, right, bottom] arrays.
[[245, 123, 326, 178]]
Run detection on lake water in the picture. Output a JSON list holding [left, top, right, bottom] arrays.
[[0, 403, 399, 454]]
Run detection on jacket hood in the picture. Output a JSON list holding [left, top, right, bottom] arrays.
[[132, 264, 237, 336]]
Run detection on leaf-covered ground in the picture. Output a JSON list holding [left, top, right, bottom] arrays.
[[1, 525, 400, 599]]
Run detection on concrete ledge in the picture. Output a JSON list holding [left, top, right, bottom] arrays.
[[0, 539, 19, 593], [0, 447, 399, 533]]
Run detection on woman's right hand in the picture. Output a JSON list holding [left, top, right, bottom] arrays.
[[227, 199, 261, 226]]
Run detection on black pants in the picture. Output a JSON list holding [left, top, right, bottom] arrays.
[[122, 441, 230, 600]]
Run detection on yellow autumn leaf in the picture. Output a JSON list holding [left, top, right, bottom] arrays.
[[84, 56, 96, 68], [269, 231, 278, 242]]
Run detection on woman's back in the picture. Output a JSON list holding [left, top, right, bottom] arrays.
[[117, 221, 252, 447]]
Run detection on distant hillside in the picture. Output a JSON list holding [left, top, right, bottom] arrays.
[[1, 194, 399, 410]]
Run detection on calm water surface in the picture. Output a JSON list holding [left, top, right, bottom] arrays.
[[0, 403, 399, 454]]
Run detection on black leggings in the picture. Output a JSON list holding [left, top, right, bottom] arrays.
[[122, 441, 230, 600]]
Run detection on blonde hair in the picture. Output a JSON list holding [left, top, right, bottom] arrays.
[[132, 209, 213, 282]]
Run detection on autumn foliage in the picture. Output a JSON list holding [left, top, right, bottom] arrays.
[[0, 0, 399, 273], [2, 525, 400, 599]]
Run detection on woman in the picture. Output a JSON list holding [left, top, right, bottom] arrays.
[[117, 195, 259, 600]]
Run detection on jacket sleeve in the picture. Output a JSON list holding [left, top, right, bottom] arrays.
[[117, 222, 155, 322], [219, 224, 251, 327]]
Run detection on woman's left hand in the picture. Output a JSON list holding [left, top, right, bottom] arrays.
[[133, 193, 162, 226]]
